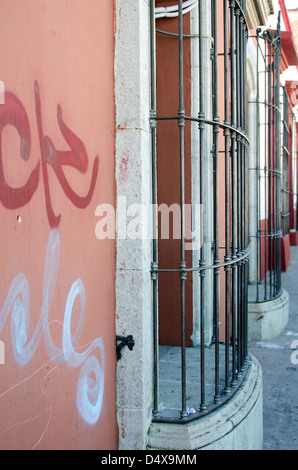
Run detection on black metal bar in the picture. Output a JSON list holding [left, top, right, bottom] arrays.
[[178, 0, 188, 421], [154, 249, 250, 273], [256, 31, 261, 302], [198, 0, 206, 413], [241, 0, 247, 368], [268, 36, 273, 298], [236, 3, 242, 378], [211, 0, 221, 405], [155, 115, 250, 142], [223, 0, 231, 396], [229, 0, 238, 388], [150, 0, 159, 418]]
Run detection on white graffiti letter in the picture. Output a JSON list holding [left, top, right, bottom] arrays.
[[0, 228, 105, 425]]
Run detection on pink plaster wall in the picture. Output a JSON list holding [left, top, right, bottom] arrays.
[[0, 0, 117, 449]]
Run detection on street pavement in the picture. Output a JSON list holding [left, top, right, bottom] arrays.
[[249, 245, 298, 450]]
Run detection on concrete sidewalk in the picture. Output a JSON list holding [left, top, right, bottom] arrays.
[[249, 245, 298, 450]]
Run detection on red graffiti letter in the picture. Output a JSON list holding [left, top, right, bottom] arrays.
[[0, 92, 40, 208], [34, 81, 99, 228]]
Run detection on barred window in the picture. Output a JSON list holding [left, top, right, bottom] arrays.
[[150, 0, 250, 422], [249, 21, 282, 303]]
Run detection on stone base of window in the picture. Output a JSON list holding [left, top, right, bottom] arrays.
[[146, 354, 263, 451], [247, 288, 289, 341]]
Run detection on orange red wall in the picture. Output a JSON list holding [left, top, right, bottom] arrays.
[[0, 1, 117, 450], [156, 11, 193, 346]]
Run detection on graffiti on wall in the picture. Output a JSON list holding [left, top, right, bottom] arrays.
[[0, 81, 99, 228], [0, 85, 104, 427]]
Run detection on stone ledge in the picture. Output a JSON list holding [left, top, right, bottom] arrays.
[[248, 288, 289, 341], [146, 354, 263, 450]]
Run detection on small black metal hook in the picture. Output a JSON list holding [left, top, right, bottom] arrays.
[[116, 335, 135, 361]]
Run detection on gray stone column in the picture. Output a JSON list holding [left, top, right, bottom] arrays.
[[115, 0, 153, 450]]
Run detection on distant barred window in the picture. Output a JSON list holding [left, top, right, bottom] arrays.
[[281, 86, 290, 237], [249, 21, 282, 303]]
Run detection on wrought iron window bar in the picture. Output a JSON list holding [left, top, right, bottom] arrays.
[[150, 0, 250, 423], [249, 21, 282, 303], [281, 86, 290, 236]]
